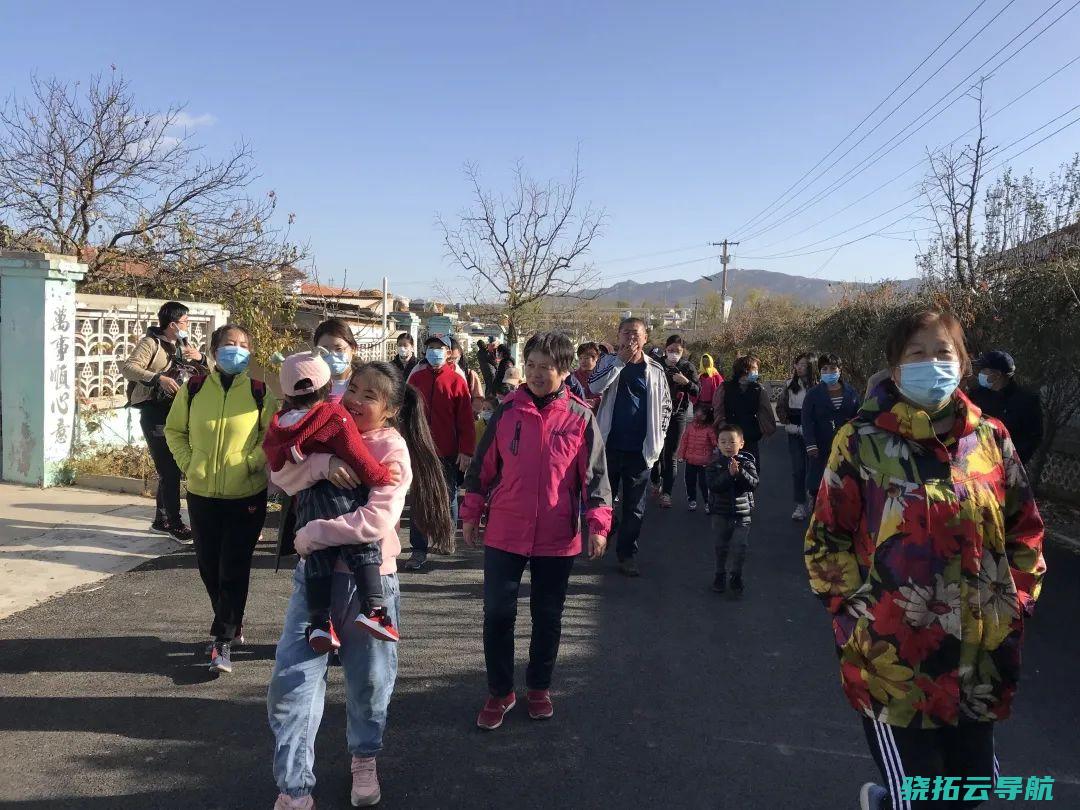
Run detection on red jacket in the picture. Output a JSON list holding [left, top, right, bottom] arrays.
[[695, 373, 723, 407], [263, 401, 393, 485], [677, 420, 718, 466], [461, 387, 613, 557], [571, 369, 602, 412], [408, 363, 476, 458]]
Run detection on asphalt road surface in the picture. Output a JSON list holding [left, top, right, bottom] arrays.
[[1, 439, 1077, 809]]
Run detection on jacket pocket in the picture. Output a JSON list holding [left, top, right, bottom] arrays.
[[223, 450, 257, 496], [186, 449, 210, 488]]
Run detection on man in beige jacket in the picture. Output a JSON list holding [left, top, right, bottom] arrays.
[[121, 301, 207, 541]]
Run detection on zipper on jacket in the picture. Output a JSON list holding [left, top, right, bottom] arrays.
[[510, 420, 522, 456]]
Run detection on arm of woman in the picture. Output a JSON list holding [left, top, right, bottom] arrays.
[[246, 390, 276, 474], [460, 404, 504, 526], [164, 383, 193, 472], [295, 442, 412, 551], [803, 390, 820, 454], [804, 422, 864, 616], [269, 453, 333, 495], [578, 411, 613, 538], [996, 425, 1047, 616], [758, 386, 777, 437]]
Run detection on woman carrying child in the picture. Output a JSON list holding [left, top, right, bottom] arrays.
[[462, 332, 612, 731], [267, 361, 453, 809]]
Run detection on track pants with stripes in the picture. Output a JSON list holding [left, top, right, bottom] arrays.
[[862, 717, 996, 809]]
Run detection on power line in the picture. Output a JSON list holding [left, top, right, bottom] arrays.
[[730, 0, 999, 238], [592, 244, 707, 264], [738, 0, 1079, 244]]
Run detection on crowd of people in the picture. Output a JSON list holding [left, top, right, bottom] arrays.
[[120, 302, 1048, 810]]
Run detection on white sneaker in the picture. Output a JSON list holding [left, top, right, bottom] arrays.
[[791, 504, 807, 520], [688, 501, 697, 512]]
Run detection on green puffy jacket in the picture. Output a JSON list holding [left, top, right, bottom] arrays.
[[165, 371, 276, 499]]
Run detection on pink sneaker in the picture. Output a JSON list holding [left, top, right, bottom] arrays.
[[476, 692, 516, 730], [527, 689, 554, 720], [350, 756, 381, 807], [273, 793, 314, 810]]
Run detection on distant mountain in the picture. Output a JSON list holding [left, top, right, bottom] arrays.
[[587, 267, 875, 307]]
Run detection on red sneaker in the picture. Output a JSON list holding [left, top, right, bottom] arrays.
[[526, 689, 554, 720], [356, 606, 400, 643], [476, 692, 516, 730], [306, 622, 341, 654]]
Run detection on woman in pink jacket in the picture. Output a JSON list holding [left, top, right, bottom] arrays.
[[462, 331, 613, 731], [267, 361, 452, 810]]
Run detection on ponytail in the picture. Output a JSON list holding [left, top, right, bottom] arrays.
[[399, 385, 455, 552]]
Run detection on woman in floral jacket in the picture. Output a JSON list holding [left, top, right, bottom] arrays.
[[804, 310, 1046, 810]]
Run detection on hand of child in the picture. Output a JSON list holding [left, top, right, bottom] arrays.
[[457, 453, 472, 474], [293, 527, 313, 558], [386, 462, 403, 487], [462, 522, 480, 549], [728, 458, 740, 476]]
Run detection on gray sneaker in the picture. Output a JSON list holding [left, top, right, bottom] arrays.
[[209, 641, 233, 674], [859, 783, 888, 810], [618, 558, 640, 577], [403, 551, 427, 571]]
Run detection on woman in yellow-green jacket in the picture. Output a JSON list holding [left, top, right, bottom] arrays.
[[166, 323, 276, 674]]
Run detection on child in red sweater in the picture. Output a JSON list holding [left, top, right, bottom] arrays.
[[263, 349, 401, 648], [677, 402, 718, 513]]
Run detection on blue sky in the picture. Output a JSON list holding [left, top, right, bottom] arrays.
[[3, 0, 1079, 298]]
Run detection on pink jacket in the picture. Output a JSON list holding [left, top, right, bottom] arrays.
[[461, 387, 613, 557], [677, 421, 718, 466], [696, 373, 722, 407], [269, 428, 410, 575]]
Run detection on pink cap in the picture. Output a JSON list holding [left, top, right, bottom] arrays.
[[280, 348, 331, 396]]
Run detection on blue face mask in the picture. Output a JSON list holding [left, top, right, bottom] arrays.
[[216, 346, 250, 375], [426, 348, 446, 367], [820, 371, 841, 385], [897, 361, 961, 410], [745, 371, 760, 383], [978, 371, 993, 389], [325, 351, 351, 376]]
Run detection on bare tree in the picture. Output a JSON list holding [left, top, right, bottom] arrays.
[[919, 83, 992, 288], [0, 72, 304, 294], [437, 157, 604, 344]]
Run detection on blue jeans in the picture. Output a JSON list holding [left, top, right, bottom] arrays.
[[267, 562, 400, 799], [786, 433, 808, 504], [409, 455, 459, 554]]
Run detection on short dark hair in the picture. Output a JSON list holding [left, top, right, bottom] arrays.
[[210, 323, 251, 353], [157, 301, 188, 329], [618, 317, 648, 334], [577, 341, 600, 357], [731, 354, 760, 382], [885, 309, 970, 375], [717, 423, 744, 440], [449, 338, 462, 354], [817, 353, 842, 369], [396, 332, 414, 346], [496, 344, 512, 360], [524, 331, 575, 374], [665, 334, 684, 348], [288, 380, 332, 410], [313, 318, 359, 351]]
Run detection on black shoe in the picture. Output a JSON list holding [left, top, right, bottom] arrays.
[[618, 558, 640, 577], [150, 520, 172, 536], [712, 573, 727, 593], [730, 574, 744, 595], [168, 522, 193, 544]]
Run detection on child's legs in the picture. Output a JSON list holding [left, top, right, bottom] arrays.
[[712, 516, 734, 574], [684, 464, 698, 502], [304, 548, 338, 626], [728, 524, 751, 576], [268, 563, 332, 798], [340, 543, 385, 610]]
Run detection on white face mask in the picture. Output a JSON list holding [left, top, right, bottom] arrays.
[[397, 346, 412, 359], [666, 352, 681, 364]]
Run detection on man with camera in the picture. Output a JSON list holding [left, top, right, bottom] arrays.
[[122, 301, 208, 541]]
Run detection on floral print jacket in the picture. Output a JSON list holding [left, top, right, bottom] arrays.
[[804, 384, 1046, 729]]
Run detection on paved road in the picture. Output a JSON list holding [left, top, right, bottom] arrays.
[[1, 439, 1078, 808]]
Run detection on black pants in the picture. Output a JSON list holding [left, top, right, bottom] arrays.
[[187, 490, 267, 642], [684, 463, 709, 505], [140, 404, 183, 525], [862, 717, 996, 809], [305, 543, 384, 624], [483, 546, 575, 697], [713, 516, 751, 576], [650, 413, 688, 495], [743, 439, 761, 472], [605, 449, 651, 561]]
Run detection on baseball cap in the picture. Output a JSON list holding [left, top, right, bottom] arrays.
[[975, 350, 1016, 375], [425, 334, 452, 349], [504, 366, 524, 386], [280, 348, 332, 396]]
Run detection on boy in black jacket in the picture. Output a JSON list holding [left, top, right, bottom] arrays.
[[706, 424, 760, 595]]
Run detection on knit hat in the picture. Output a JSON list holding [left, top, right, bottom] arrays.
[[280, 347, 331, 396], [975, 350, 1016, 375]]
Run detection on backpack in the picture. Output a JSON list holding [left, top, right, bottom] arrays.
[[185, 374, 267, 418]]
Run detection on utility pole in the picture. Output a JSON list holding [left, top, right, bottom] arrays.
[[708, 240, 739, 300]]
